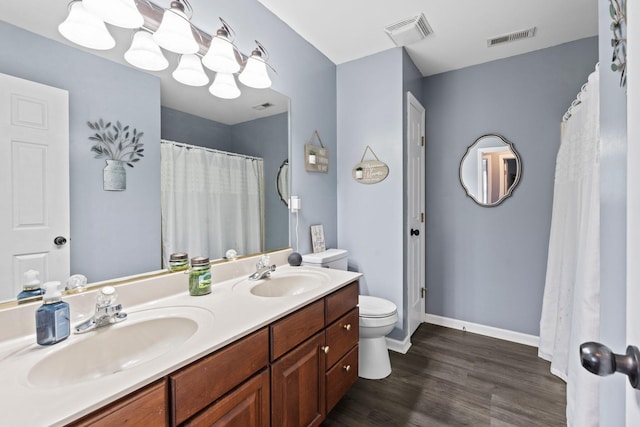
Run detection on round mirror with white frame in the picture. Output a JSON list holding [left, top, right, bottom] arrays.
[[459, 134, 522, 207]]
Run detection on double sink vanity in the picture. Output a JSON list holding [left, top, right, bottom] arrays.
[[0, 249, 362, 426]]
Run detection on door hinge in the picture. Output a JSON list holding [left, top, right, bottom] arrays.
[[421, 136, 425, 146], [421, 287, 426, 298], [421, 213, 424, 223]]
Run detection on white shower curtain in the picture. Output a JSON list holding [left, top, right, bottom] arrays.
[[160, 141, 265, 265], [538, 68, 600, 426]]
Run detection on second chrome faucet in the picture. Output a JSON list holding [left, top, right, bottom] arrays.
[[74, 286, 127, 334]]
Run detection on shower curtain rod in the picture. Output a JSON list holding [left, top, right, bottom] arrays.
[[161, 139, 263, 161], [562, 63, 599, 123]]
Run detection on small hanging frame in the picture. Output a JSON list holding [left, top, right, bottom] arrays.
[[352, 145, 389, 184], [304, 130, 329, 173]]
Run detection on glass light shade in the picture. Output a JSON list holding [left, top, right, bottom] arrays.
[[82, 0, 143, 29], [173, 54, 209, 86], [209, 73, 241, 99], [124, 31, 169, 71], [202, 36, 240, 73], [152, 7, 199, 54], [58, 1, 115, 50], [239, 56, 272, 89]]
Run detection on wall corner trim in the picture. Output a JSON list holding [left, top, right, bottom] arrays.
[[386, 335, 412, 354], [424, 314, 540, 348]]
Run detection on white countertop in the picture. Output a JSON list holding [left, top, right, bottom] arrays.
[[0, 251, 362, 426]]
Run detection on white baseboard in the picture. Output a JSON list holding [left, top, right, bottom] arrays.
[[386, 335, 412, 354], [424, 314, 539, 348]]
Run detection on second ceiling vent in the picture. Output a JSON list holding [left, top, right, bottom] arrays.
[[487, 27, 537, 47], [385, 13, 434, 47]]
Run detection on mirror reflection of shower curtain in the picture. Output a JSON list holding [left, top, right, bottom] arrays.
[[538, 67, 600, 427], [160, 141, 265, 266]]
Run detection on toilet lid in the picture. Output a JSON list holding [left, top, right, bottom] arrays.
[[359, 295, 397, 318]]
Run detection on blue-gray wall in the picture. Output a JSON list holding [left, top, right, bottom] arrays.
[[597, 0, 628, 422], [161, 107, 232, 151], [337, 48, 406, 339], [422, 37, 598, 336], [0, 21, 161, 283]]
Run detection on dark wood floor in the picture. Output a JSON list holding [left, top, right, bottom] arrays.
[[322, 324, 566, 427]]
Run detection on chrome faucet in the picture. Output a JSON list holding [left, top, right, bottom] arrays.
[[74, 286, 127, 334], [249, 255, 276, 280]]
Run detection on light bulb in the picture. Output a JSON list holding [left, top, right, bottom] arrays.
[[209, 73, 240, 99], [82, 0, 143, 29], [153, 5, 199, 54], [124, 31, 169, 71], [58, 1, 115, 50], [239, 55, 271, 89], [202, 35, 240, 73], [173, 54, 209, 86]]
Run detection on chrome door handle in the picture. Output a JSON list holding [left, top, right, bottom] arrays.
[[580, 341, 640, 389], [54, 236, 67, 246]]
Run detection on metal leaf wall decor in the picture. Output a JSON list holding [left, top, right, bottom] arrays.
[[610, 0, 626, 87]]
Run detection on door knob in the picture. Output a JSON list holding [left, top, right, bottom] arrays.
[[53, 236, 67, 246], [580, 341, 640, 389], [410, 229, 420, 236]]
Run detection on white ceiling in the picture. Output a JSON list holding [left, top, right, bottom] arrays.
[[1, 0, 598, 124], [257, 0, 599, 76]]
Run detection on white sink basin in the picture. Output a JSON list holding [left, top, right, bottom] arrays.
[[27, 306, 213, 387], [239, 269, 332, 297]]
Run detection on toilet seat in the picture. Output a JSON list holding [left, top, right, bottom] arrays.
[[359, 295, 397, 318]]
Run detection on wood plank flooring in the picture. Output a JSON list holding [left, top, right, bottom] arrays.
[[322, 324, 566, 427]]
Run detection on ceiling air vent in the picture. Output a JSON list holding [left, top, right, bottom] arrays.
[[252, 102, 274, 111], [487, 27, 536, 47], [384, 13, 434, 47]]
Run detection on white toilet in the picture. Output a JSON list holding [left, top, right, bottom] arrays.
[[302, 249, 399, 380]]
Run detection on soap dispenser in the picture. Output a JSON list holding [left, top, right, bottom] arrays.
[[35, 281, 70, 345], [16, 270, 45, 300]]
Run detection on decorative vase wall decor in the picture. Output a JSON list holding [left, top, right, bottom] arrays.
[[304, 130, 328, 173], [87, 119, 145, 191], [352, 145, 389, 184], [610, 0, 626, 87]]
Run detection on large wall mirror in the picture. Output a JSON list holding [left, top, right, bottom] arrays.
[[0, 1, 291, 303], [459, 134, 521, 207]]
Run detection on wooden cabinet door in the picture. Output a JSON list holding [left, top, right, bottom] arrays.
[[182, 369, 270, 427], [271, 332, 326, 427]]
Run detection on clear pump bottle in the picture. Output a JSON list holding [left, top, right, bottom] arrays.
[[17, 270, 44, 301], [35, 281, 70, 345]]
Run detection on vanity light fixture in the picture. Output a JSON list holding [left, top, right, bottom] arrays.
[[58, 1, 115, 50], [124, 30, 169, 71], [202, 19, 241, 74], [58, 0, 274, 99], [152, 0, 199, 54], [209, 72, 241, 99], [173, 54, 210, 86], [239, 42, 272, 89]]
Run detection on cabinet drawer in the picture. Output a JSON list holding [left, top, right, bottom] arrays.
[[325, 281, 359, 325], [170, 328, 269, 425], [67, 379, 167, 427], [182, 369, 270, 427], [325, 345, 358, 413], [325, 308, 359, 368], [270, 299, 324, 361]]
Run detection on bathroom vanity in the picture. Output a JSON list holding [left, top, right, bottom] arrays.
[[0, 250, 361, 426]]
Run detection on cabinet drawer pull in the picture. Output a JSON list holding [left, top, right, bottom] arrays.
[[343, 323, 351, 331], [343, 365, 351, 372], [321, 345, 330, 354]]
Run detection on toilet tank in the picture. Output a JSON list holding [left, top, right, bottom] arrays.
[[302, 249, 348, 270]]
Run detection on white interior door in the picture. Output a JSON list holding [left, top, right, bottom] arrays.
[[407, 92, 425, 337], [627, 1, 640, 424], [0, 73, 69, 301]]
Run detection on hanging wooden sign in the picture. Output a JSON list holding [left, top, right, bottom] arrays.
[[304, 130, 329, 173], [352, 145, 389, 184]]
